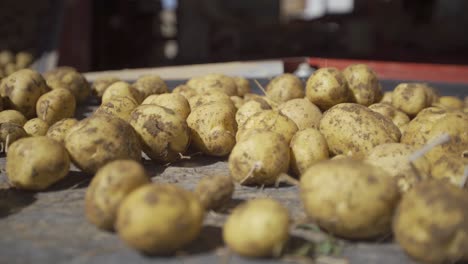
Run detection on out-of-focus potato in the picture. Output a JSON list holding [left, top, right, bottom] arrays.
[[230, 96, 244, 109], [101, 81, 142, 104], [393, 180, 468, 264], [44, 67, 90, 103], [23, 118, 49, 136], [4, 63, 17, 76], [265, 73, 304, 103], [300, 159, 400, 239], [91, 76, 121, 98], [0, 123, 28, 152], [194, 175, 234, 211], [290, 128, 329, 176], [368, 103, 410, 133], [380, 91, 393, 104], [431, 155, 467, 188], [36, 88, 76, 125], [235, 98, 272, 127], [0, 110, 27, 126], [0, 50, 14, 65], [233, 76, 251, 96], [131, 75, 168, 100], [343, 64, 382, 106], [237, 110, 298, 143], [187, 74, 237, 96], [401, 107, 447, 147], [391, 83, 432, 117], [305, 67, 349, 111], [95, 96, 139, 121], [172, 84, 197, 100], [142, 93, 190, 119], [15, 52, 34, 69], [319, 103, 401, 158], [46, 118, 78, 144], [188, 91, 235, 110], [434, 96, 464, 110], [278, 98, 322, 130]]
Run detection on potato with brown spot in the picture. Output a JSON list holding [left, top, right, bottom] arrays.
[[290, 128, 329, 176], [265, 73, 304, 103], [116, 183, 204, 255], [36, 88, 76, 125], [319, 103, 401, 158], [129, 105, 190, 163], [235, 98, 272, 127], [91, 76, 120, 98], [95, 96, 139, 121], [85, 160, 150, 230], [393, 180, 468, 263], [401, 107, 447, 147], [6, 136, 70, 190], [102, 81, 142, 104], [300, 159, 400, 239], [305, 67, 349, 111], [223, 198, 290, 258], [343, 64, 382, 106], [431, 155, 467, 188], [44, 67, 90, 103], [0, 69, 49, 118], [131, 75, 168, 100], [187, 102, 237, 156], [368, 103, 410, 133], [0, 110, 27, 126], [194, 175, 234, 211], [65, 114, 141, 174], [188, 91, 235, 111], [391, 83, 433, 117], [187, 73, 237, 96], [46, 118, 78, 144], [142, 93, 190, 119], [23, 118, 49, 136], [172, 84, 197, 100], [278, 98, 322, 130], [233, 76, 251, 96], [0, 123, 28, 152]]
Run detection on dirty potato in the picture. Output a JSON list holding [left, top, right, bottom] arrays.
[[434, 96, 464, 110], [235, 98, 272, 127], [0, 110, 27, 126], [431, 155, 467, 188], [142, 93, 190, 120], [380, 91, 392, 104], [36, 88, 76, 125], [188, 91, 235, 110], [343, 64, 382, 106], [0, 123, 28, 152], [401, 107, 447, 147], [194, 175, 234, 211], [91, 76, 121, 98], [391, 83, 433, 117], [368, 103, 410, 133], [233, 76, 251, 96], [265, 73, 304, 103], [305, 67, 349, 111], [172, 84, 198, 100], [237, 110, 298, 143], [187, 73, 237, 96], [230, 96, 244, 109], [46, 118, 78, 144], [95, 96, 139, 121], [278, 98, 322, 130], [131, 75, 168, 100], [44, 67, 90, 103], [290, 128, 329, 176], [102, 81, 142, 104], [23, 118, 49, 136]]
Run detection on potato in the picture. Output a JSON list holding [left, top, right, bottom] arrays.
[[233, 76, 251, 96], [172, 84, 197, 100], [0, 110, 27, 126], [237, 110, 298, 143], [434, 95, 464, 110], [188, 91, 235, 110], [368, 103, 410, 133], [290, 128, 329, 176], [243, 93, 263, 102], [194, 175, 234, 210], [278, 98, 322, 130], [15, 52, 34, 69], [230, 96, 244, 109], [116, 184, 204, 254], [142, 93, 190, 120], [319, 103, 401, 158], [23, 118, 49, 136], [380, 91, 392, 104], [91, 76, 120, 97], [4, 63, 17, 75], [65, 114, 141, 174], [129, 105, 190, 162], [187, 73, 237, 96], [423, 85, 440, 105], [235, 98, 272, 127], [305, 67, 349, 110], [46, 118, 78, 144], [229, 131, 289, 185], [0, 69, 49, 118], [101, 81, 142, 104], [391, 83, 433, 117], [94, 96, 138, 121], [187, 102, 237, 156], [223, 198, 290, 257], [131, 75, 168, 100], [265, 73, 304, 103], [6, 136, 70, 190], [85, 160, 150, 230], [300, 159, 400, 239], [36, 88, 76, 125], [401, 107, 447, 147], [44, 67, 90, 103], [0, 123, 27, 152], [393, 180, 468, 263], [431, 155, 467, 188], [343, 64, 382, 106], [0, 50, 14, 65], [365, 143, 431, 192]]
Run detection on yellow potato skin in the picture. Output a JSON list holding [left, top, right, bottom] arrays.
[[391, 83, 432, 116], [235, 98, 272, 127], [102, 81, 142, 104], [0, 110, 27, 126], [305, 67, 349, 111], [400, 107, 447, 147], [265, 73, 304, 103], [278, 98, 322, 130], [23, 118, 49, 136], [36, 88, 76, 125], [223, 198, 290, 258], [319, 103, 401, 158], [46, 118, 78, 144], [91, 76, 120, 97], [44, 67, 90, 103], [116, 184, 204, 255], [95, 96, 139, 122], [188, 91, 235, 111], [131, 75, 168, 100], [237, 110, 298, 143], [187, 73, 237, 96], [142, 93, 190, 120], [434, 96, 464, 110], [233, 76, 251, 96], [343, 64, 382, 106], [85, 160, 150, 230], [0, 123, 28, 151], [393, 180, 468, 264], [380, 92, 393, 104], [431, 155, 467, 188], [6, 136, 70, 190], [194, 175, 234, 210], [290, 128, 329, 176], [368, 103, 410, 133], [172, 84, 197, 100], [300, 159, 400, 239]]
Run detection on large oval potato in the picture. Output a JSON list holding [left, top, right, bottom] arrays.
[[237, 110, 298, 143], [0, 110, 27, 126], [305, 67, 349, 111], [278, 98, 322, 130], [44, 67, 90, 103], [131, 75, 168, 100], [235, 98, 272, 127], [343, 64, 382, 106], [319, 103, 401, 158], [46, 118, 78, 144], [290, 128, 329, 176], [300, 159, 400, 239], [36, 88, 76, 125], [368, 103, 410, 133], [265, 73, 304, 103], [141, 93, 190, 120], [102, 81, 142, 104], [94, 96, 139, 122], [187, 73, 237, 96]]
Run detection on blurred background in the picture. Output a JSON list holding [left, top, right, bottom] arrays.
[[1, 0, 467, 72]]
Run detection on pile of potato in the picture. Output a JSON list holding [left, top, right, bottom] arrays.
[[0, 50, 34, 79], [0, 63, 467, 263]]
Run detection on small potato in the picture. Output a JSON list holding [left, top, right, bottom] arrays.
[[343, 64, 382, 106], [102, 81, 142, 104], [368, 103, 410, 133], [0, 123, 28, 152], [85, 160, 150, 230], [431, 155, 467, 188], [278, 98, 322, 130], [223, 198, 290, 258], [6, 136, 70, 190], [65, 114, 141, 174], [229, 131, 289, 185], [187, 102, 237, 156], [233, 76, 251, 96], [44, 67, 90, 103], [235, 98, 272, 127], [230, 96, 244, 109], [187, 73, 237, 96], [129, 105, 190, 162], [365, 143, 431, 193], [305, 67, 349, 111], [300, 159, 400, 239], [95, 96, 138, 121], [423, 85, 440, 105], [0, 110, 27, 126], [393, 180, 468, 263], [172, 84, 197, 100], [265, 73, 304, 103], [142, 93, 190, 120], [237, 110, 298, 143], [15, 52, 34, 69], [36, 88, 76, 125], [401, 107, 447, 147], [380, 91, 392, 104], [131, 75, 168, 100], [91, 76, 120, 97], [46, 118, 78, 144], [0, 69, 49, 118], [290, 128, 329, 176], [194, 175, 234, 211], [0, 50, 14, 65], [23, 118, 49, 136], [319, 103, 401, 158], [391, 83, 432, 117], [116, 184, 204, 255], [434, 96, 464, 110], [188, 91, 235, 110]]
